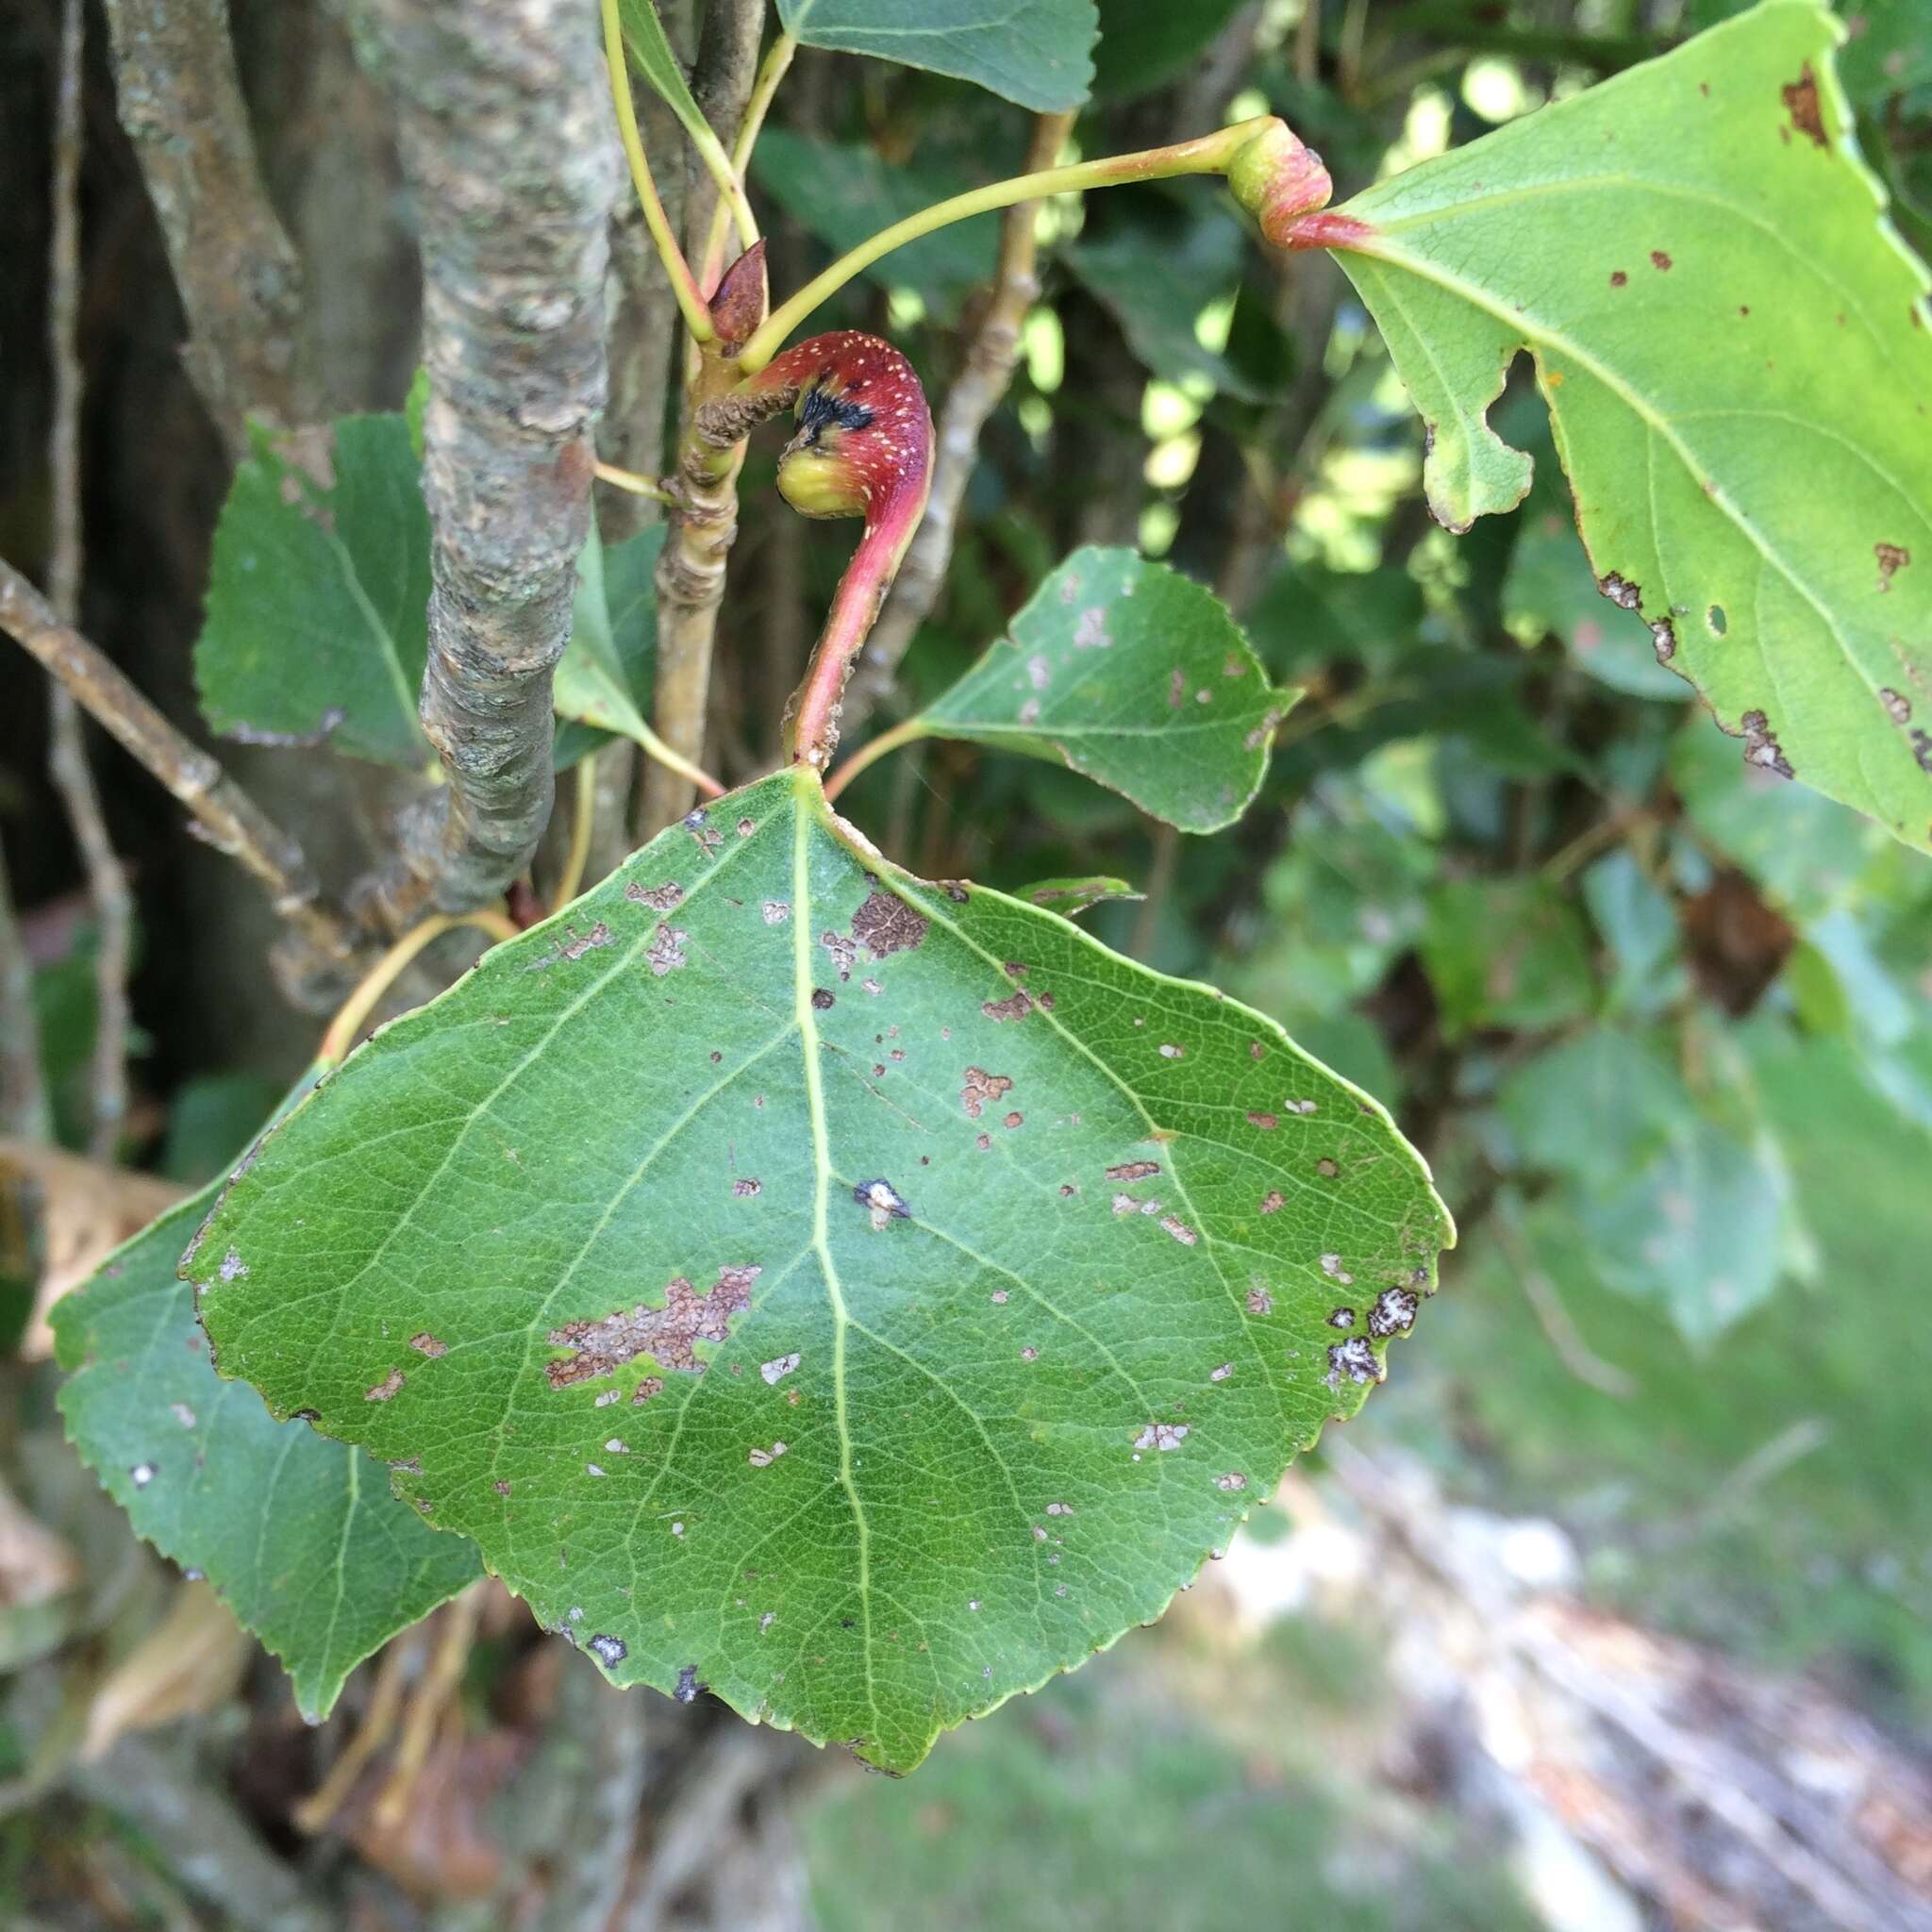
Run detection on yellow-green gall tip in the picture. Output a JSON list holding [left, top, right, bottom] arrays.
[[1227, 119, 1333, 248], [777, 445, 868, 520]]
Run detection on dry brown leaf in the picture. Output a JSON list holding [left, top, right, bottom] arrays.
[[0, 1139, 182, 1360], [80, 1579, 252, 1761]]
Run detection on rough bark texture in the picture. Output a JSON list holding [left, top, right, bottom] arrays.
[[98, 0, 307, 448], [353, 0, 620, 928], [640, 0, 768, 839], [0, 563, 358, 991]]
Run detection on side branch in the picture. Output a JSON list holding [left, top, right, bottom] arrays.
[[357, 0, 620, 928], [0, 564, 358, 980], [846, 109, 1074, 730], [99, 0, 306, 447]]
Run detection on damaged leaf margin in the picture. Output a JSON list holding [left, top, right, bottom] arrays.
[[185, 767, 1451, 1774], [1317, 1, 1932, 853]]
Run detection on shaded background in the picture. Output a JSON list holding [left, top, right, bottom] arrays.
[[3, 0, 1931, 1925]]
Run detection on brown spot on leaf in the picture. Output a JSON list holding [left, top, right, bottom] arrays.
[[1782, 64, 1827, 147], [1740, 708, 1795, 779], [632, 1376, 664, 1404], [1003, 1110, 1024, 1128], [1369, 1287, 1420, 1337], [626, 880, 684, 910], [960, 1067, 1012, 1119], [546, 1267, 760, 1387], [1107, 1160, 1161, 1181], [1881, 688, 1912, 724], [1326, 1338, 1381, 1389], [850, 890, 928, 958], [1650, 249, 1673, 272], [366, 1368, 405, 1403], [646, 925, 688, 975], [1316, 1158, 1340, 1178], [811, 988, 836, 1009], [1876, 541, 1910, 590], [1597, 572, 1641, 610], [732, 1178, 761, 1197], [1246, 1111, 1278, 1130], [821, 929, 858, 980], [1911, 729, 1932, 775], [982, 989, 1035, 1023], [1609, 269, 1627, 287], [1259, 1191, 1285, 1214], [408, 1332, 447, 1358]]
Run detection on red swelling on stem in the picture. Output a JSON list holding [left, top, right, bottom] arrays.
[[1226, 119, 1367, 252], [735, 332, 934, 771]]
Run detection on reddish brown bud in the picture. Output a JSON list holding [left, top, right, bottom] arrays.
[[708, 239, 768, 350], [1228, 119, 1336, 249]]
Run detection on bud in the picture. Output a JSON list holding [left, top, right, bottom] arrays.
[[708, 239, 768, 351], [1227, 119, 1333, 248]]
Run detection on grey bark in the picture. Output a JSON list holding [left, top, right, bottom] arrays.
[[353, 0, 622, 928], [99, 0, 308, 449]]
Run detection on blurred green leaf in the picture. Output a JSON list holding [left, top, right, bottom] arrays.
[[777, 0, 1098, 111], [196, 415, 431, 768], [751, 129, 998, 318], [554, 524, 663, 769], [1014, 874, 1144, 915], [1091, 0, 1248, 100], [614, 0, 714, 155], [918, 547, 1292, 832], [1421, 878, 1596, 1038]]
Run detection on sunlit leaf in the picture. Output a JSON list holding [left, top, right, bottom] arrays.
[[191, 769, 1450, 1774], [915, 547, 1293, 833], [777, 0, 1097, 111], [1324, 1, 1932, 850], [196, 416, 431, 768], [52, 1076, 481, 1721]]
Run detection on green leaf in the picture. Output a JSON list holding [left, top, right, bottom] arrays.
[[554, 525, 663, 769], [1420, 879, 1597, 1040], [190, 768, 1451, 1774], [196, 415, 431, 769], [1013, 875, 1144, 916], [916, 547, 1293, 833], [1326, 1, 1932, 852], [614, 0, 715, 157], [776, 0, 1098, 111], [1068, 207, 1268, 400], [749, 131, 999, 320], [51, 1074, 481, 1721], [1091, 0, 1248, 101]]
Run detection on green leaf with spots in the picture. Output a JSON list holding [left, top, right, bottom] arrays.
[[913, 548, 1293, 834], [1321, 0, 1932, 851], [196, 415, 432, 768], [776, 0, 1097, 111], [554, 525, 662, 770], [51, 1075, 482, 1721], [189, 769, 1450, 1774]]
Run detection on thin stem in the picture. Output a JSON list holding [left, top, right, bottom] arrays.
[[698, 27, 795, 291], [555, 758, 597, 908], [630, 721, 728, 800], [594, 459, 677, 504], [739, 120, 1268, 371], [47, 0, 133, 1160], [0, 561, 359, 981], [822, 715, 927, 804], [317, 910, 516, 1067], [603, 0, 713, 341], [0, 843, 49, 1142]]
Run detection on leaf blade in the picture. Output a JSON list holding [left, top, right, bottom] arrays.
[[776, 0, 1098, 112], [191, 771, 1450, 1773], [1327, 0, 1932, 850], [917, 547, 1294, 833]]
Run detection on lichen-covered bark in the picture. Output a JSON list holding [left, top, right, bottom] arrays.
[[356, 0, 621, 927], [99, 0, 308, 448]]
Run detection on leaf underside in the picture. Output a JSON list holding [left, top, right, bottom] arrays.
[[1332, 0, 1932, 852], [52, 1101, 482, 1722], [191, 769, 1451, 1773], [776, 0, 1098, 113], [919, 547, 1294, 834]]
